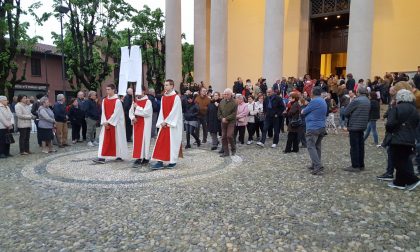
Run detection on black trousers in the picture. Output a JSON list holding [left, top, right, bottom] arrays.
[[349, 130, 365, 168], [247, 122, 256, 141], [18, 127, 30, 153], [71, 123, 81, 141], [195, 116, 208, 141], [35, 120, 41, 146], [81, 118, 87, 140], [125, 113, 132, 141], [0, 129, 11, 156], [298, 125, 307, 147], [392, 145, 419, 186], [285, 132, 299, 152], [186, 124, 199, 145], [256, 120, 264, 139], [234, 125, 246, 144]]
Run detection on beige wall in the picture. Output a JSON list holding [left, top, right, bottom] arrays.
[[227, 0, 265, 88], [283, 0, 302, 78], [371, 0, 420, 76]]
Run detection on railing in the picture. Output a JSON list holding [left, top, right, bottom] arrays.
[[311, 0, 350, 17]]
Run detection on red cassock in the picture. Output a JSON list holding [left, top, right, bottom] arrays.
[[152, 94, 176, 162], [132, 99, 147, 159], [101, 98, 117, 157]]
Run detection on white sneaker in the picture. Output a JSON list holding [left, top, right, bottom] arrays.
[[93, 141, 99, 146], [87, 141, 95, 147], [256, 142, 264, 147], [407, 180, 420, 191], [271, 144, 277, 148], [246, 140, 253, 145]]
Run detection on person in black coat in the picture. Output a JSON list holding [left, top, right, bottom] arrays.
[[207, 92, 221, 150], [183, 95, 200, 149], [256, 88, 285, 148], [123, 88, 133, 142], [385, 89, 419, 190], [68, 98, 85, 144], [363, 92, 381, 146], [233, 77, 244, 94]]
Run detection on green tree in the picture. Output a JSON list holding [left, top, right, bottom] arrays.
[[0, 0, 48, 96], [182, 41, 194, 84], [52, 0, 135, 91]]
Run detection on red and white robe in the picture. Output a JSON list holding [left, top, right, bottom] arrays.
[[151, 90, 183, 163], [97, 94, 129, 159], [129, 96, 153, 160]]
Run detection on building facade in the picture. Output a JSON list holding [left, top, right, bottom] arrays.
[[165, 0, 420, 92]]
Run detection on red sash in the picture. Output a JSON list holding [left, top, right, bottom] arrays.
[[152, 94, 176, 161], [101, 98, 117, 157], [132, 99, 147, 159]]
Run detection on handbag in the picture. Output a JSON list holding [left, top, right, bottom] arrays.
[[5, 132, 15, 144], [290, 118, 303, 128]]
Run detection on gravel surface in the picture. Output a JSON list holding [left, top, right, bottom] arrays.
[[0, 127, 419, 251]]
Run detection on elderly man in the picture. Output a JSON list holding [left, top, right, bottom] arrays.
[[123, 88, 134, 142], [218, 88, 237, 157], [301, 86, 327, 175], [76, 91, 87, 142], [53, 94, 69, 147], [85, 91, 100, 147], [343, 86, 371, 172]]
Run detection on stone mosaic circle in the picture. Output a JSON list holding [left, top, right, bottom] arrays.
[[21, 148, 240, 189]]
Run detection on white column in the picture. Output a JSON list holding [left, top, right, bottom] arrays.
[[297, 0, 310, 77], [263, 0, 284, 86], [210, 0, 228, 92], [194, 0, 208, 85], [346, 0, 374, 80], [165, 0, 182, 89]]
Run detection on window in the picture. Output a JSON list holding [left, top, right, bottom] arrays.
[[31, 58, 41, 76]]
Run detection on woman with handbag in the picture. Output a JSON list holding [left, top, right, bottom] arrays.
[[15, 95, 35, 155], [284, 92, 302, 153], [234, 94, 249, 145], [0, 96, 14, 158], [38, 97, 57, 154]]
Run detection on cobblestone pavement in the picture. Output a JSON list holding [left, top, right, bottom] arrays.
[[0, 127, 419, 251]]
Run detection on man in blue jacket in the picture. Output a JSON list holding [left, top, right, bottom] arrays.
[[301, 86, 327, 175], [53, 94, 69, 147]]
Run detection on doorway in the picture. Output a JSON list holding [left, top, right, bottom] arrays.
[[320, 52, 347, 78]]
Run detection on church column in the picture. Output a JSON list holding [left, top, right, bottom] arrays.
[[263, 0, 285, 86], [165, 0, 182, 89], [194, 0, 209, 85], [346, 0, 374, 80], [210, 0, 228, 92]]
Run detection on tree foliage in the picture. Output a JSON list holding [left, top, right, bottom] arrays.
[[0, 0, 47, 96], [52, 0, 135, 91], [182, 41, 194, 84]]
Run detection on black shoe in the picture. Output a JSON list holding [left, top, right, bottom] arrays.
[[307, 165, 314, 170], [0, 154, 7, 159], [218, 149, 225, 154], [283, 150, 291, 154], [231, 149, 236, 156], [312, 167, 324, 175], [6, 154, 13, 157], [166, 163, 176, 169], [185, 144, 191, 149], [134, 159, 142, 165], [376, 173, 393, 181], [141, 159, 149, 165], [211, 147, 217, 151], [197, 140, 201, 147], [202, 140, 207, 144], [93, 158, 106, 164], [115, 157, 123, 161], [343, 166, 361, 172], [220, 153, 229, 157]]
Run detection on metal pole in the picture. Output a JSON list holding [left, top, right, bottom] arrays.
[[60, 1, 66, 100]]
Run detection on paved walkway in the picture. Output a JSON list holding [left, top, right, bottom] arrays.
[[0, 130, 419, 251]]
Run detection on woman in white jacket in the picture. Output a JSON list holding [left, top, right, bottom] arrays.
[[15, 95, 35, 155], [0, 96, 14, 158], [246, 96, 259, 145]]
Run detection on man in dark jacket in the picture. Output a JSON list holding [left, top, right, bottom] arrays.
[[123, 88, 133, 142], [257, 88, 285, 148], [233, 77, 244, 94], [53, 94, 69, 147], [85, 91, 100, 147], [147, 88, 159, 138], [76, 91, 87, 142], [343, 86, 370, 172]]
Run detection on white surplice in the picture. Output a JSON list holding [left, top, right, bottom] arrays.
[[97, 94, 129, 159], [129, 96, 153, 160]]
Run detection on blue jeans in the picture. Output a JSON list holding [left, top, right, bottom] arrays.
[[349, 130, 365, 168], [364, 120, 379, 145], [261, 115, 280, 144], [339, 107, 347, 128]]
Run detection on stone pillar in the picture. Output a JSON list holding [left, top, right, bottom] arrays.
[[210, 0, 228, 92], [297, 0, 310, 77], [165, 0, 182, 89], [263, 0, 285, 86], [194, 0, 208, 85], [346, 0, 374, 80]]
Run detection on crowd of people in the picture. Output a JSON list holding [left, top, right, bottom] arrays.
[[0, 67, 419, 191]]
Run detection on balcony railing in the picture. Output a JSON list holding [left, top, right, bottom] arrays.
[[311, 0, 350, 17]]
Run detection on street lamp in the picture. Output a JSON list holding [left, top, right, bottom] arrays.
[[56, 3, 70, 99]]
